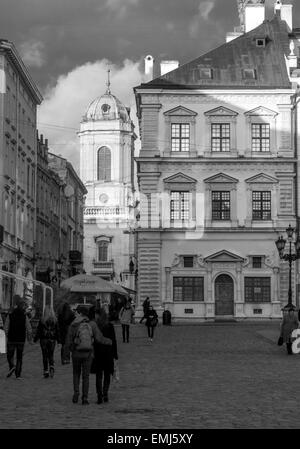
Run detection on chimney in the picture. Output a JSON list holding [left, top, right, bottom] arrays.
[[244, 1, 265, 33], [144, 55, 154, 82], [160, 60, 179, 76], [281, 4, 293, 32]]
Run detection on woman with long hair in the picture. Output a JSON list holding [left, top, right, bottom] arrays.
[[92, 307, 118, 404], [34, 306, 60, 378]]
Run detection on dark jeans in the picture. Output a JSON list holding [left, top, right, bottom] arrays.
[[96, 369, 111, 399], [40, 339, 56, 372], [122, 324, 130, 342], [72, 355, 92, 401], [7, 342, 25, 377], [147, 326, 155, 339], [287, 342, 293, 354]]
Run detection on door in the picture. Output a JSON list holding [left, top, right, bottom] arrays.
[[215, 274, 234, 316]]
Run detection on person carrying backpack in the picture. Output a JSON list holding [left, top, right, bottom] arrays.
[[34, 305, 60, 378], [66, 304, 112, 405]]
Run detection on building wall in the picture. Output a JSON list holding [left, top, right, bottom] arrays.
[[135, 88, 296, 319], [0, 41, 42, 309]]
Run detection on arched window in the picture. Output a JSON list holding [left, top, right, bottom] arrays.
[[98, 241, 108, 261], [97, 147, 111, 181]]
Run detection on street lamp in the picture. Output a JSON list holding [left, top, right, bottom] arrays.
[[275, 224, 300, 309], [56, 257, 63, 287]]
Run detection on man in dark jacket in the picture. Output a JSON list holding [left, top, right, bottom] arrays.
[[4, 298, 32, 379], [57, 301, 75, 364], [66, 305, 112, 405]]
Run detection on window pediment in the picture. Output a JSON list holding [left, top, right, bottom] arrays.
[[204, 173, 238, 184], [204, 250, 244, 263], [244, 106, 278, 117], [164, 106, 198, 117], [94, 235, 113, 243], [164, 172, 197, 184], [245, 173, 278, 184], [204, 106, 238, 117]]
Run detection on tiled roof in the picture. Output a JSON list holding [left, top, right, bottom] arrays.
[[141, 16, 291, 90]]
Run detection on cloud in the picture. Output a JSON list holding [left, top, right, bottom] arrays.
[[199, 1, 215, 20], [37, 59, 143, 173], [189, 1, 216, 38], [19, 40, 46, 68], [102, 0, 139, 18]]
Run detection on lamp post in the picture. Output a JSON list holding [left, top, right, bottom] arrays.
[[56, 257, 63, 288], [275, 224, 300, 309]]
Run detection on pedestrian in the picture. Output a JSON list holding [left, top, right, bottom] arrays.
[[279, 305, 298, 354], [4, 297, 33, 379], [92, 307, 118, 404], [66, 304, 112, 405], [0, 313, 3, 330], [145, 305, 158, 342], [119, 299, 135, 343], [34, 305, 60, 378], [139, 297, 150, 324], [57, 301, 75, 365]]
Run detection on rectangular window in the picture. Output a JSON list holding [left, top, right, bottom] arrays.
[[170, 191, 190, 221], [173, 277, 204, 302], [252, 256, 262, 268], [171, 124, 190, 152], [252, 124, 270, 152], [245, 277, 271, 303], [211, 124, 230, 152], [212, 191, 230, 220], [252, 191, 271, 220], [183, 256, 194, 268], [199, 68, 213, 79]]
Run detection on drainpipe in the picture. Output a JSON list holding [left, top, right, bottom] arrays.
[[291, 88, 300, 307]]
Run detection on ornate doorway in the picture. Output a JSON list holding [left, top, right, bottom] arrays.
[[215, 274, 234, 316]]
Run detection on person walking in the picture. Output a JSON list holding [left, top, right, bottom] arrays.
[[279, 305, 299, 354], [92, 307, 118, 404], [139, 297, 150, 324], [34, 305, 60, 378], [66, 304, 112, 405], [119, 300, 135, 343], [57, 301, 75, 365], [145, 305, 158, 342], [0, 313, 3, 329], [4, 297, 32, 379]]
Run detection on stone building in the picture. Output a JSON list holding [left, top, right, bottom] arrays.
[[0, 39, 42, 309], [134, 1, 300, 320], [35, 135, 63, 284], [48, 152, 87, 281], [78, 79, 136, 293]]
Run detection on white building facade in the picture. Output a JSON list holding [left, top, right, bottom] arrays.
[[78, 82, 136, 292], [135, 1, 300, 320]]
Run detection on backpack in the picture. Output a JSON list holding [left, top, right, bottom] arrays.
[[73, 321, 94, 352], [44, 322, 57, 340]]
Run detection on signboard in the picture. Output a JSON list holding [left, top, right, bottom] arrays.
[[69, 250, 82, 264]]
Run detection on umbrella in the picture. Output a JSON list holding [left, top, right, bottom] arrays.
[[61, 274, 120, 293], [109, 282, 129, 296]]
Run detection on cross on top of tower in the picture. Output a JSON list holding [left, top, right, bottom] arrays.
[[106, 68, 111, 95]]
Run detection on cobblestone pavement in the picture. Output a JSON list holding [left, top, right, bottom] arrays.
[[0, 321, 299, 429]]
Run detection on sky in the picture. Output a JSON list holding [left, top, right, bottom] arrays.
[[1, 0, 299, 171]]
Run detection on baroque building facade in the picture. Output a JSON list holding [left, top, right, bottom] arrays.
[[78, 81, 136, 293], [134, 0, 300, 320]]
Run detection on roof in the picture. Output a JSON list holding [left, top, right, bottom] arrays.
[[82, 91, 130, 123], [137, 16, 291, 91], [0, 39, 43, 104]]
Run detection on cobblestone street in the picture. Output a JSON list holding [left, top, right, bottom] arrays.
[[0, 321, 299, 429]]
